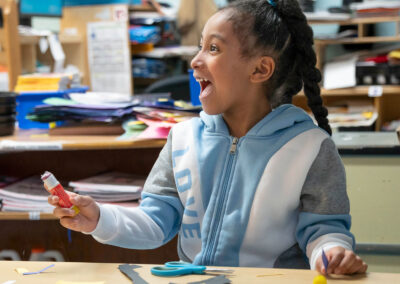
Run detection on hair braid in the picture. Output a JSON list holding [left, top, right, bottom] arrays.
[[275, 0, 332, 135]]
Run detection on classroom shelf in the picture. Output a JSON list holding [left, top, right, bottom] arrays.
[[306, 15, 400, 131], [315, 36, 400, 45], [0, 130, 166, 151], [308, 16, 400, 25], [298, 86, 400, 97], [0, 212, 56, 220]]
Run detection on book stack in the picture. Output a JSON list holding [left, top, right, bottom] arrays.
[[350, 1, 400, 17], [14, 73, 80, 92], [68, 172, 145, 206], [0, 176, 53, 212]]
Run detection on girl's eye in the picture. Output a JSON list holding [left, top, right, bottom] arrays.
[[210, 44, 219, 52]]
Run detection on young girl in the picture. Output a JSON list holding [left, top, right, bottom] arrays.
[[49, 0, 367, 275]]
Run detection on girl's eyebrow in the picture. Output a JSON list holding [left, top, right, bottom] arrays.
[[201, 33, 227, 44], [210, 33, 226, 43]]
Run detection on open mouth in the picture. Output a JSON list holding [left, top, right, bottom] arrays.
[[199, 79, 211, 92], [196, 77, 212, 93]]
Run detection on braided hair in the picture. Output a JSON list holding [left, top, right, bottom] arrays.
[[222, 0, 332, 135]]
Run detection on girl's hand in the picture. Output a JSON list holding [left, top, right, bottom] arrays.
[[48, 191, 100, 233], [315, 246, 368, 275]]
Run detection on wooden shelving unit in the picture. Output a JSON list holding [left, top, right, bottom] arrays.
[[306, 16, 400, 131], [0, 212, 56, 220], [19, 34, 86, 81], [0, 132, 176, 263], [0, 133, 165, 221], [311, 16, 400, 70], [0, 0, 21, 90], [298, 86, 400, 97]]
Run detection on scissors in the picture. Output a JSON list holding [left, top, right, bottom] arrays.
[[151, 261, 232, 277]]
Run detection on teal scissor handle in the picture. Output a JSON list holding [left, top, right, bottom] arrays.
[[151, 261, 206, 277]]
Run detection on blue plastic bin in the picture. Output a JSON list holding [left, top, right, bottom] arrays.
[[188, 69, 201, 106], [16, 87, 88, 129]]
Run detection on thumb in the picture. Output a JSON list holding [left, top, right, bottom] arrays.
[[71, 195, 94, 208], [315, 257, 326, 274]]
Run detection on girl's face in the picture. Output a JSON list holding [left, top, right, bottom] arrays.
[[191, 11, 259, 115]]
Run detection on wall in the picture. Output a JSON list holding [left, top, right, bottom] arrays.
[[343, 155, 400, 273]]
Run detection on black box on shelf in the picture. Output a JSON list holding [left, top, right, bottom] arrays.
[[356, 62, 390, 85], [389, 64, 400, 85], [356, 62, 400, 85]]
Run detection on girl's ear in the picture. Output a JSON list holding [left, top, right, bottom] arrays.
[[250, 56, 275, 83]]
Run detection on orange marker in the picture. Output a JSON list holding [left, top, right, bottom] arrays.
[[41, 171, 79, 214]]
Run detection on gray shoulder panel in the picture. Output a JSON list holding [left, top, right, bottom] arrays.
[[300, 138, 350, 215], [142, 132, 178, 198]]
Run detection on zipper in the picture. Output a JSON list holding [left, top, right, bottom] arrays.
[[203, 137, 239, 265], [230, 137, 239, 153]]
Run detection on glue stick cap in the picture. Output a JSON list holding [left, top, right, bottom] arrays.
[[41, 171, 59, 189]]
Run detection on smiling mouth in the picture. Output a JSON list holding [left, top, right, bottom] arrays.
[[196, 78, 211, 92]]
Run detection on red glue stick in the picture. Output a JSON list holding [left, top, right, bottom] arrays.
[[41, 171, 79, 214]]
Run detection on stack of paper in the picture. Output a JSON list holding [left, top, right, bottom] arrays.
[[0, 176, 53, 212], [327, 101, 378, 129], [68, 172, 145, 204], [350, 1, 400, 17], [27, 94, 200, 139]]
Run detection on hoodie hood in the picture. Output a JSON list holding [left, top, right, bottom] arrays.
[[199, 104, 316, 137]]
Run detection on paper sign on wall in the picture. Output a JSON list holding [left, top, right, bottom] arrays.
[[87, 21, 131, 97]]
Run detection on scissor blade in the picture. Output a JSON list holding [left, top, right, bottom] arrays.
[[205, 268, 234, 273]]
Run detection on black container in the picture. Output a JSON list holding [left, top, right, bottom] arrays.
[[389, 64, 400, 84], [0, 92, 17, 136], [0, 103, 16, 115], [0, 92, 17, 104], [356, 62, 391, 85], [0, 114, 15, 123], [0, 121, 14, 136]]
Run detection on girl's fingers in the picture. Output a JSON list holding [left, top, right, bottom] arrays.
[[67, 191, 78, 198], [315, 258, 324, 274], [71, 195, 93, 208], [48, 195, 59, 206], [327, 250, 345, 274], [59, 216, 80, 231], [359, 262, 368, 273], [52, 206, 76, 218], [334, 251, 356, 274], [347, 257, 364, 274]]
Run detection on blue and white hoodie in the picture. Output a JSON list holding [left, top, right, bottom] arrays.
[[89, 104, 354, 269]]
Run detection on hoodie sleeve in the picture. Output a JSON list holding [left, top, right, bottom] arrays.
[[89, 132, 183, 249], [295, 138, 355, 269]]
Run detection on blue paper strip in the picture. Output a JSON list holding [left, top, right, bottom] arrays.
[[23, 264, 55, 275]]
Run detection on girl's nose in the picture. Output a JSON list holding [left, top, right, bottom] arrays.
[[191, 53, 203, 70]]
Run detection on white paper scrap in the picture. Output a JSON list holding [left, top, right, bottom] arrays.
[[323, 57, 357, 90]]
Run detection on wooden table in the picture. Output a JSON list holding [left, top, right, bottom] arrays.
[[0, 261, 399, 284]]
